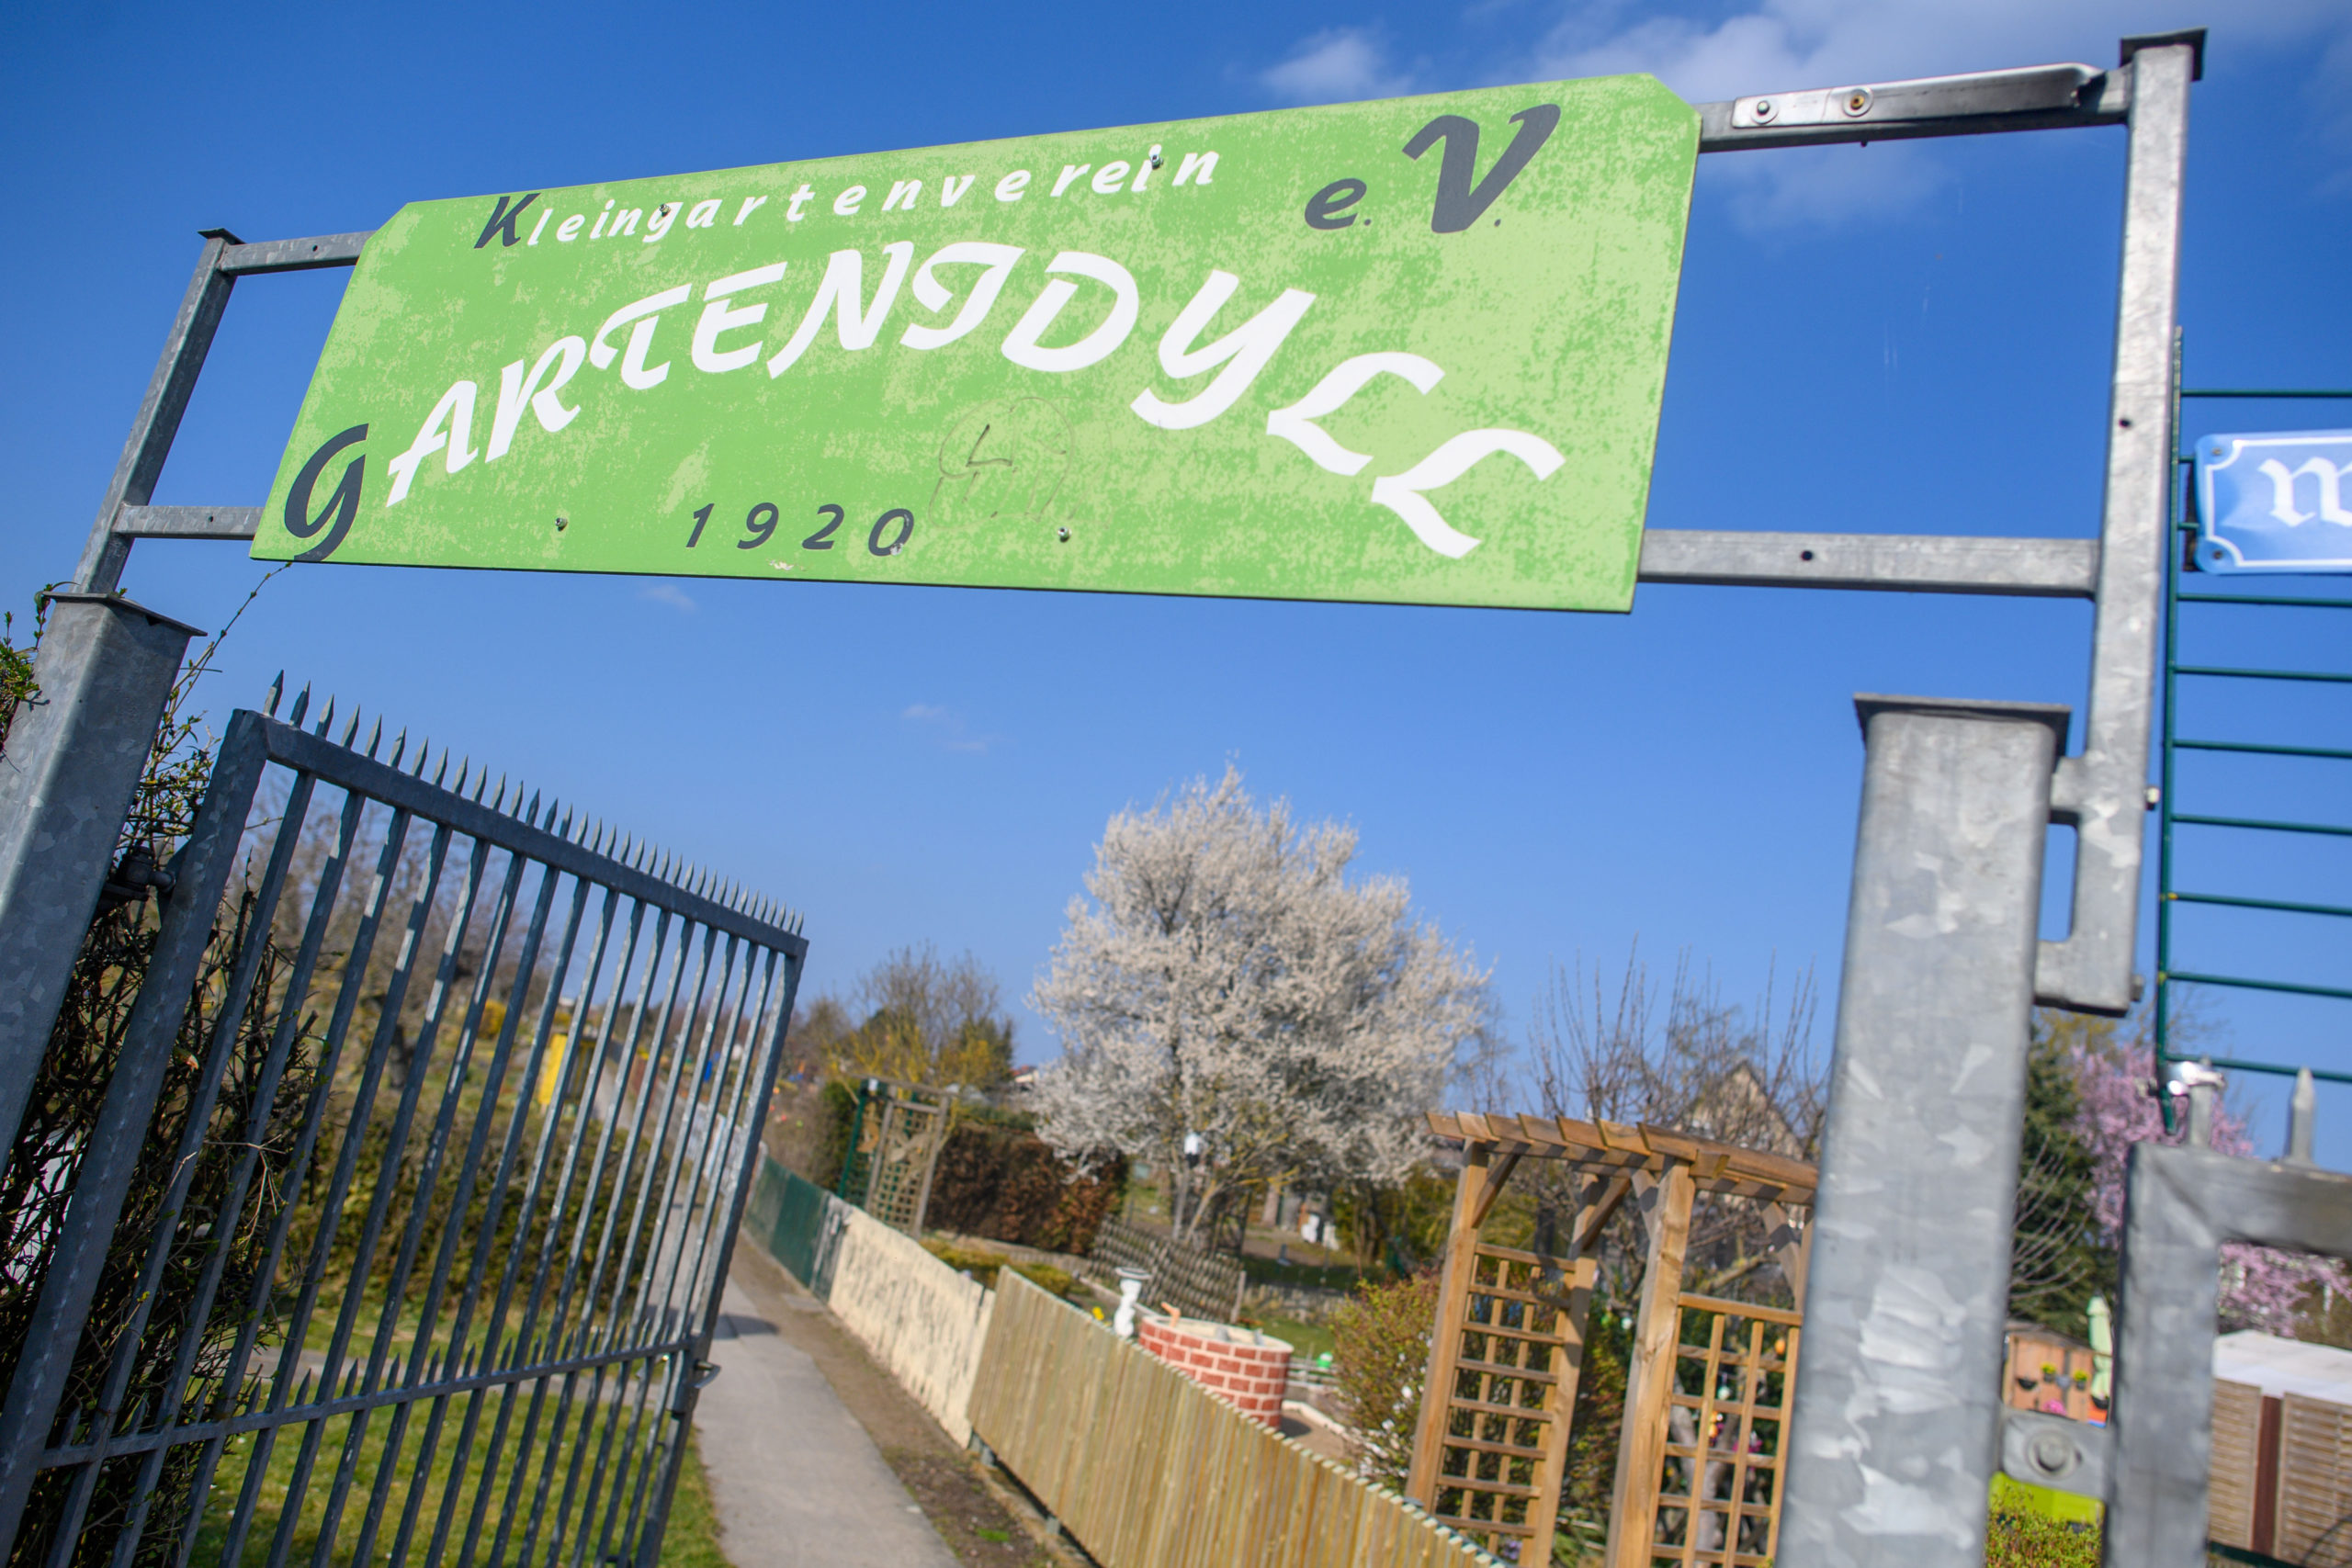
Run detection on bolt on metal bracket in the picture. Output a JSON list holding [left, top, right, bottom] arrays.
[[2002, 1409, 2110, 1498], [1697, 60, 2128, 152]]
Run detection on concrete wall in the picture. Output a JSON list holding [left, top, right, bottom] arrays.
[[825, 1204, 996, 1445]]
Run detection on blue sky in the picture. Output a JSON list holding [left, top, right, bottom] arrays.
[[5, 1, 2347, 1146]]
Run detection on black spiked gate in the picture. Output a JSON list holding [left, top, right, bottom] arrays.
[[0, 698, 808, 1567]]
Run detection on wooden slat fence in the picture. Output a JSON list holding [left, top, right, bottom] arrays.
[[2277, 1392, 2352, 1567], [970, 1272, 1501, 1568], [2210, 1378, 2264, 1553]]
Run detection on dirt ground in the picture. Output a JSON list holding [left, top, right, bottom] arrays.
[[726, 1247, 1088, 1568]]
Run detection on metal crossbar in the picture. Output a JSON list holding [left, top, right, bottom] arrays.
[[2163, 971, 2352, 1003], [0, 697, 805, 1568], [2181, 1057, 2352, 1087], [2175, 739, 2352, 761], [2173, 664, 2352, 684], [2177, 592, 2352, 610], [2169, 812, 2352, 839], [2170, 892, 2352, 920]]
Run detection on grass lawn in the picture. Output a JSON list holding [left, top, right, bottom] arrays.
[[1251, 1314, 1337, 1364], [184, 1372, 731, 1567], [661, 1437, 732, 1567]]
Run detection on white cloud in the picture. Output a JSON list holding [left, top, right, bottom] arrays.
[[1254, 3, 2351, 224], [639, 582, 697, 614], [901, 703, 1000, 754], [1536, 0, 2344, 106], [1261, 27, 1419, 104]]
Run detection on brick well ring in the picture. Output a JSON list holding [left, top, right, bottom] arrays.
[[1136, 1314, 1294, 1427]]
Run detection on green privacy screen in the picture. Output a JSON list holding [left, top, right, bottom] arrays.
[[257, 75, 1696, 612]]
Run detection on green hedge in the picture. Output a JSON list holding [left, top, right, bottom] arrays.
[[922, 1120, 1125, 1255]]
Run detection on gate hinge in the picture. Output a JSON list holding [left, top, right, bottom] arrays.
[[669, 1359, 721, 1413]]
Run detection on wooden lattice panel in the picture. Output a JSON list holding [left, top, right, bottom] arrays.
[[1645, 1294, 1800, 1568], [860, 1090, 948, 1233], [1428, 1243, 1594, 1552], [1084, 1217, 1246, 1323], [1088, 1214, 1160, 1279], [1150, 1233, 1247, 1323]]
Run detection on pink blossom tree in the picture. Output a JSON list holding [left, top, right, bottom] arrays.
[[2059, 1010, 2344, 1335]]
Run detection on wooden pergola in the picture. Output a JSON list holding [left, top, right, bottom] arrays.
[[1406, 1112, 1818, 1568]]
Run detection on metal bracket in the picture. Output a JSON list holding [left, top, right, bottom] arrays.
[[2000, 1409, 2109, 1498], [114, 505, 261, 541], [70, 230, 368, 596], [1696, 61, 2127, 152]]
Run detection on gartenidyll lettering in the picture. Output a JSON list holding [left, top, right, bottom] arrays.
[[384, 236, 1566, 560]]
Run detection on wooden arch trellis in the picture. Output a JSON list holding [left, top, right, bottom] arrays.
[[1406, 1112, 1817, 1568]]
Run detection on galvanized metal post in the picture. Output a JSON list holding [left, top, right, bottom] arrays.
[[0, 227, 241, 1170], [1778, 696, 2067, 1568], [0, 593, 201, 1175], [74, 230, 241, 596], [2035, 33, 2197, 1015]]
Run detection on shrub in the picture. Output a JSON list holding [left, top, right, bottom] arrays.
[[925, 1239, 1012, 1285], [1330, 1272, 1441, 1492], [1014, 1261, 1076, 1297], [765, 1077, 859, 1190], [920, 1240, 1076, 1300], [1983, 1504, 2099, 1568], [1563, 1306, 1630, 1527]]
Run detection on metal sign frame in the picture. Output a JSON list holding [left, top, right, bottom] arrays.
[[2154, 382, 2352, 1110], [0, 29, 2240, 1568]]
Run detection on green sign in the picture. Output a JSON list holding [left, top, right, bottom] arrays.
[[257, 76, 1696, 612]]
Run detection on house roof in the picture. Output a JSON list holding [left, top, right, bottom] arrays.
[[2214, 1331, 2352, 1404]]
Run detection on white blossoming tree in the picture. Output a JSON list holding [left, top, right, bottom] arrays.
[[1029, 766, 1493, 1247]]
